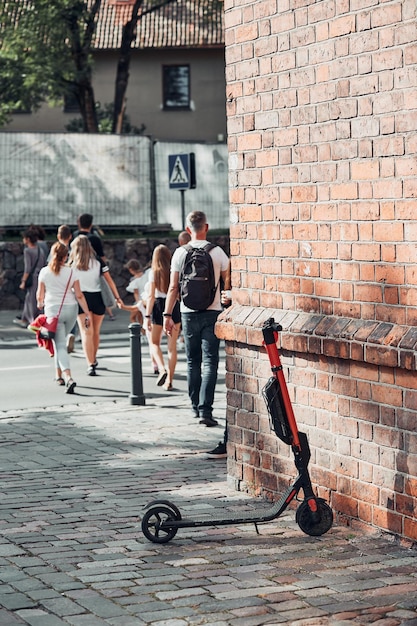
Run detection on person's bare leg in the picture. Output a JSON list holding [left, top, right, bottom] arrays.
[[149, 324, 165, 373], [91, 312, 104, 364], [77, 313, 95, 367], [166, 325, 180, 388]]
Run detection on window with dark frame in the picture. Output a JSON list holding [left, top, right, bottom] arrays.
[[163, 65, 190, 110]]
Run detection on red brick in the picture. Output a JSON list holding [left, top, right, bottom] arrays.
[[332, 493, 358, 518], [373, 507, 403, 535], [366, 345, 399, 368], [355, 284, 383, 303], [405, 477, 417, 498], [404, 518, 417, 541]]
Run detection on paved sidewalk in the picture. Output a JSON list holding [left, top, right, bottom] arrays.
[[1, 311, 417, 625]]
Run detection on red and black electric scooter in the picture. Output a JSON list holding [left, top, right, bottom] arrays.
[[141, 318, 333, 543]]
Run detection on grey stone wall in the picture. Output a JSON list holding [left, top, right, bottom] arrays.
[[0, 236, 230, 311]]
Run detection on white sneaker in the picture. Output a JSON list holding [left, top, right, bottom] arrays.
[[13, 318, 27, 326]]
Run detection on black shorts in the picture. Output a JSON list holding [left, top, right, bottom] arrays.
[[78, 291, 105, 316], [152, 297, 181, 326]]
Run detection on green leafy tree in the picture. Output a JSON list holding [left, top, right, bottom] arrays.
[[0, 0, 101, 131], [0, 1, 56, 125]]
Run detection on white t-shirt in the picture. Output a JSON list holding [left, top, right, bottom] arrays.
[[38, 265, 78, 308], [75, 258, 107, 293], [126, 269, 150, 299], [170, 241, 229, 312]]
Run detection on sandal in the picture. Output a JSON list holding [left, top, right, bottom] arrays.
[[164, 382, 173, 391], [156, 370, 167, 387], [66, 378, 76, 394], [56, 377, 65, 386]]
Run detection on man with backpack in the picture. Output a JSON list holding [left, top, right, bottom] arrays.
[[163, 211, 230, 427]]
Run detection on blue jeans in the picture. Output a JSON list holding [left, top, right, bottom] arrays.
[[181, 310, 221, 418]]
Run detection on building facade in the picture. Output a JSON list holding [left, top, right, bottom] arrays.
[[5, 0, 226, 144], [218, 0, 417, 542]]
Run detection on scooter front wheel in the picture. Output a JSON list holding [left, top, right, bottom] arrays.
[[296, 498, 333, 536], [141, 505, 179, 544]]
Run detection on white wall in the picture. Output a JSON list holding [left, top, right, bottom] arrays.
[[5, 49, 227, 144], [0, 133, 229, 230]]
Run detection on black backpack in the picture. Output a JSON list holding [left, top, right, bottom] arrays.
[[179, 243, 217, 310]]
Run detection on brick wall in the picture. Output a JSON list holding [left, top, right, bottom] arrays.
[[221, 0, 417, 542]]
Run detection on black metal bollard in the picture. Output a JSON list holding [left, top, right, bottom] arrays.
[[129, 323, 146, 405]]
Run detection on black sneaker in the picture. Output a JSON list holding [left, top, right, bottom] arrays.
[[156, 370, 168, 387], [66, 379, 76, 394], [199, 417, 218, 427], [87, 365, 96, 376], [206, 442, 227, 458]]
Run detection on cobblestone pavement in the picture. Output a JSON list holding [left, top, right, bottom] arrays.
[[1, 312, 417, 625]]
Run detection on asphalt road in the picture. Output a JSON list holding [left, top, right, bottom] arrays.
[[0, 311, 193, 412]]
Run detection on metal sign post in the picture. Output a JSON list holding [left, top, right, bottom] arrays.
[[180, 189, 186, 230]]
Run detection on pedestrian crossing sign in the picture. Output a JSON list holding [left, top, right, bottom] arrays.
[[169, 153, 196, 189]]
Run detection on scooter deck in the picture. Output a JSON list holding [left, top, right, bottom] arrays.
[[160, 482, 297, 530]]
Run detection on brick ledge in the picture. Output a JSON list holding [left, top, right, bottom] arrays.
[[216, 305, 417, 371]]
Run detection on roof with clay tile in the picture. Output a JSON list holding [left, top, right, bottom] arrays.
[[4, 0, 224, 50], [94, 0, 224, 50]]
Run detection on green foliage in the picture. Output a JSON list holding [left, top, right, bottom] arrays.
[[65, 102, 146, 135], [0, 0, 98, 128]]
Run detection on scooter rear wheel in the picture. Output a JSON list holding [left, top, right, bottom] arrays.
[[144, 499, 182, 520], [141, 505, 178, 544], [296, 498, 333, 536]]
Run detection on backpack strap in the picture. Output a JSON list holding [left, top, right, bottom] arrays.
[[183, 242, 217, 252], [203, 242, 217, 253], [203, 242, 220, 294]]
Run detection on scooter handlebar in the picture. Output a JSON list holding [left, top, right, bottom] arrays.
[[262, 318, 282, 345]]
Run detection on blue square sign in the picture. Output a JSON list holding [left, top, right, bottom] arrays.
[[169, 153, 196, 189]]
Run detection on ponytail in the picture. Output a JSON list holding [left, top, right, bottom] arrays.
[[49, 242, 68, 275]]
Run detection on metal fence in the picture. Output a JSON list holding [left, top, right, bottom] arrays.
[[0, 132, 230, 230]]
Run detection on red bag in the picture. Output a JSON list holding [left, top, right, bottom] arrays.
[[29, 314, 59, 339], [28, 315, 56, 356], [39, 316, 59, 339]]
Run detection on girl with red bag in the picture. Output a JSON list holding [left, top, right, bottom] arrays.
[[36, 243, 90, 394]]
